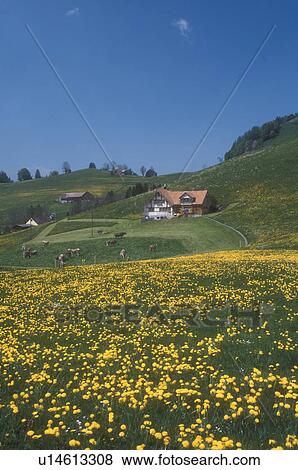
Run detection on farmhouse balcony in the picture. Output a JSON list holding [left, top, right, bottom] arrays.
[[150, 200, 169, 207], [145, 206, 171, 213]]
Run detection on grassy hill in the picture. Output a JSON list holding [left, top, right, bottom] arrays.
[[224, 113, 297, 160], [0, 168, 177, 229], [0, 216, 243, 268], [73, 191, 154, 220], [0, 117, 297, 258], [79, 119, 298, 249], [179, 119, 298, 248]]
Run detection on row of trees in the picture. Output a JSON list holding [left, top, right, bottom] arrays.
[[0, 162, 72, 183], [1, 161, 158, 183], [90, 161, 157, 178], [18, 162, 71, 181], [224, 113, 298, 161]]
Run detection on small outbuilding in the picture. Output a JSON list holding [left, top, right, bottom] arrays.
[[59, 191, 94, 203], [11, 216, 49, 232]]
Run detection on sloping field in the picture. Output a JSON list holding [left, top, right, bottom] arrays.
[[0, 169, 177, 225], [0, 217, 243, 268], [81, 120, 298, 249], [0, 250, 296, 449]]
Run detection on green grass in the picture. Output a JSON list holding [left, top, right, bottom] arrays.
[[0, 217, 242, 268], [1, 118, 297, 253], [174, 120, 298, 248], [73, 192, 154, 220], [75, 120, 298, 249], [48, 220, 117, 236], [0, 251, 296, 449], [263, 116, 298, 147], [0, 237, 186, 268], [0, 224, 52, 251], [0, 169, 177, 227]]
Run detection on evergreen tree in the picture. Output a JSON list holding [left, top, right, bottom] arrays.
[[0, 171, 12, 183]]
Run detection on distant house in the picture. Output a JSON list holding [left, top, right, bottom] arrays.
[[145, 168, 157, 178], [59, 192, 94, 203], [144, 188, 211, 220], [12, 216, 49, 232], [25, 217, 38, 227]]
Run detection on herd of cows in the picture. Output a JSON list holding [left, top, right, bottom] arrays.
[[21, 231, 157, 267]]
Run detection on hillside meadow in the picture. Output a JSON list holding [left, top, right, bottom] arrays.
[[0, 250, 297, 450], [0, 217, 242, 268], [0, 118, 297, 452], [78, 119, 298, 250], [1, 119, 297, 252], [0, 169, 177, 227]]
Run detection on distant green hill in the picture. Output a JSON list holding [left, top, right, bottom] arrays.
[[1, 118, 297, 250], [0, 169, 177, 230], [80, 118, 298, 249], [179, 118, 298, 248], [224, 113, 297, 160]]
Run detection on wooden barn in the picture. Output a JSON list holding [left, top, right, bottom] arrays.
[[59, 191, 94, 203]]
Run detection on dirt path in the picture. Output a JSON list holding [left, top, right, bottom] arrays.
[[205, 216, 248, 247]]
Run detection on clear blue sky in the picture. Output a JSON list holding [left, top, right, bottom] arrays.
[[1, 0, 297, 179]]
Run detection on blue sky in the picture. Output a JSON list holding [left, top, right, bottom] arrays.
[[1, 0, 298, 178]]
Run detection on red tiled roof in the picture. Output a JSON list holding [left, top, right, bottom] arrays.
[[157, 188, 208, 205]]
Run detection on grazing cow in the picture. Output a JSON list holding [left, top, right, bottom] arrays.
[[105, 239, 117, 247], [97, 230, 103, 235], [55, 253, 66, 268], [64, 249, 70, 259], [149, 244, 157, 252], [24, 248, 38, 258], [64, 248, 81, 258], [42, 240, 50, 246], [24, 249, 32, 259], [114, 232, 127, 239], [71, 248, 81, 257], [119, 249, 127, 259]]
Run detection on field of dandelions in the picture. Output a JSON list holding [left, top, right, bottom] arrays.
[[0, 250, 297, 450]]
